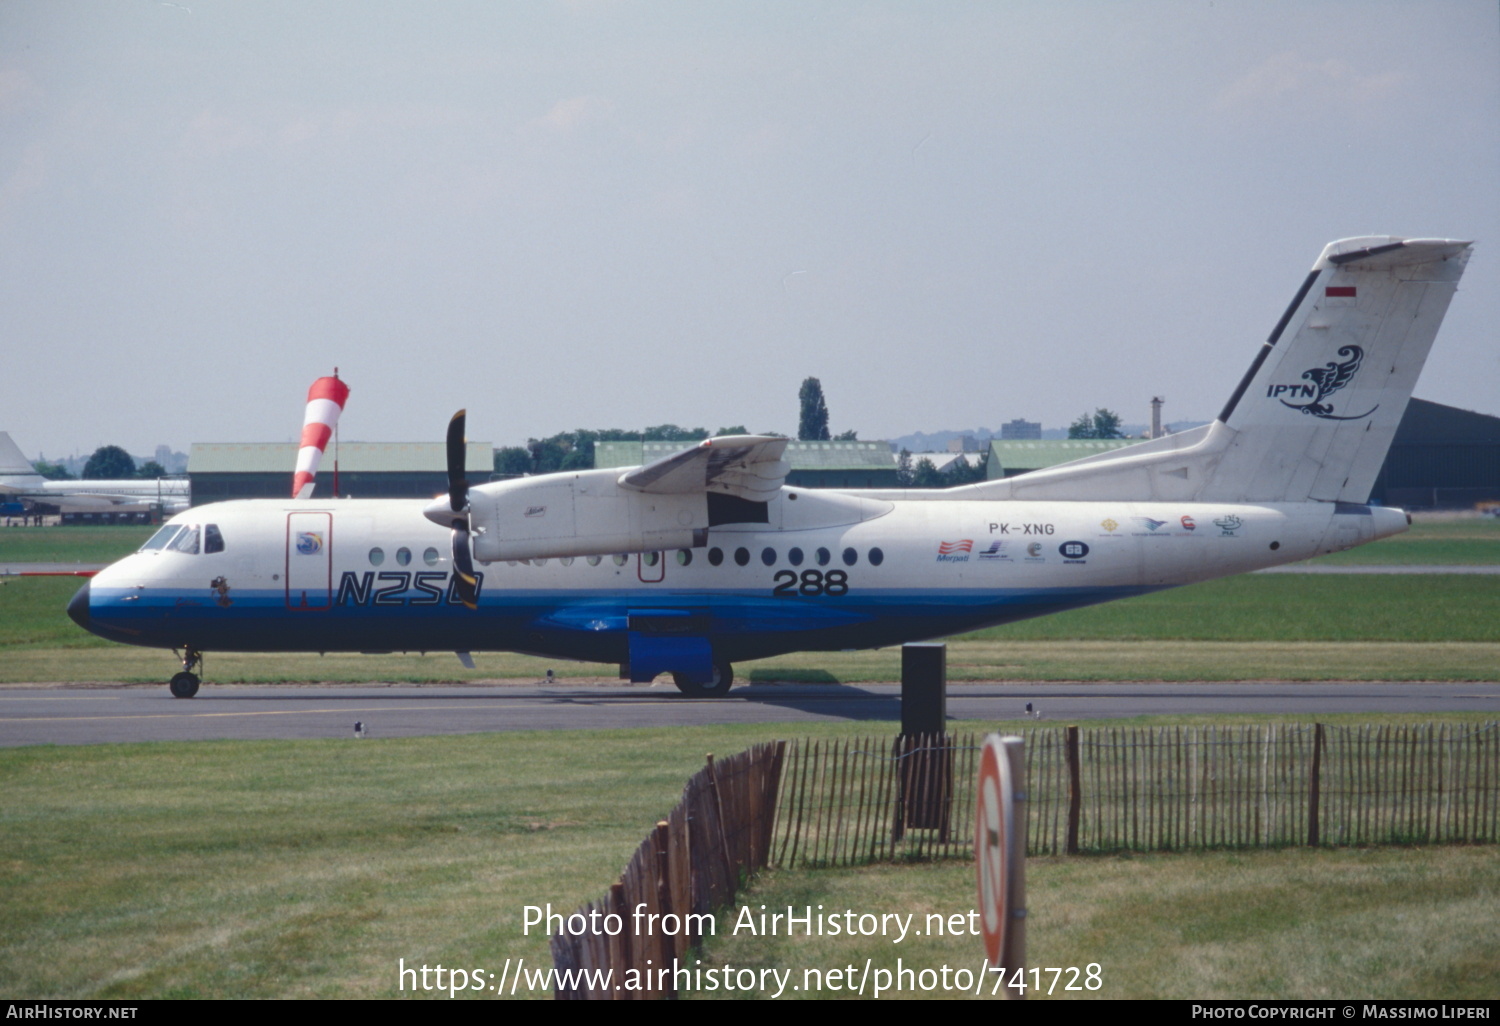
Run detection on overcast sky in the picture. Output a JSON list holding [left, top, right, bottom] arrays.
[[3, 1, 1496, 458]]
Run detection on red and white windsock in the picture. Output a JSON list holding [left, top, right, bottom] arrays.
[[292, 374, 351, 499]]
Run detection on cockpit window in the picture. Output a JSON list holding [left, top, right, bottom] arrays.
[[168, 526, 200, 554], [140, 525, 184, 551], [204, 524, 225, 554]]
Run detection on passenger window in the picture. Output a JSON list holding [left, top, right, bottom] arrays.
[[396, 547, 412, 566], [868, 547, 884, 566], [708, 548, 724, 566], [676, 549, 692, 566], [815, 547, 831, 566], [423, 547, 440, 566], [612, 554, 628, 567], [369, 547, 385, 566], [734, 547, 750, 567], [561, 557, 575, 567], [643, 552, 659, 567], [587, 555, 602, 567], [788, 547, 804, 566], [761, 547, 776, 567], [204, 525, 225, 554], [842, 547, 858, 566]]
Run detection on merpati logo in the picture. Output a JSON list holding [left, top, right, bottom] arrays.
[[1266, 344, 1378, 421]]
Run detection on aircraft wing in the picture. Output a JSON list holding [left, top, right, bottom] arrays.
[[618, 435, 790, 501]]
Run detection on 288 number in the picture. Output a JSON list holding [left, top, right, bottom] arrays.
[[772, 570, 849, 597]]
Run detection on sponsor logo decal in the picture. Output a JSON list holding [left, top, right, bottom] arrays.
[[1059, 540, 1089, 562], [295, 532, 323, 555], [1133, 517, 1168, 533], [1100, 518, 1118, 532], [1266, 344, 1378, 420], [524, 506, 547, 517], [1180, 515, 1196, 531], [1025, 543, 1044, 559], [1213, 515, 1243, 536], [977, 541, 1009, 560], [937, 539, 972, 563]]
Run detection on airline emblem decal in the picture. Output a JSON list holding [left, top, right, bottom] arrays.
[[1267, 345, 1378, 420]]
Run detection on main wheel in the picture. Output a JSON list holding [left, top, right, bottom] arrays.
[[169, 672, 200, 699], [672, 661, 733, 698]]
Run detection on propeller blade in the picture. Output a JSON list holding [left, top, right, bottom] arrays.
[[446, 409, 469, 513], [451, 521, 479, 610]]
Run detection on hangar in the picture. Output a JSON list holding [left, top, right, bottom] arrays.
[[188, 441, 493, 503]]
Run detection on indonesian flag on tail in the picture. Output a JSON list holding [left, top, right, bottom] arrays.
[[292, 374, 350, 499]]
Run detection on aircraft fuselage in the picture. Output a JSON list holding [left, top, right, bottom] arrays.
[[74, 492, 1402, 668]]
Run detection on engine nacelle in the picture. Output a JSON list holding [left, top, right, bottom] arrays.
[[467, 469, 708, 562]]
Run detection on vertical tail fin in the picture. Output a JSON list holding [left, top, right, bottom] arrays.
[[1208, 237, 1471, 503], [956, 236, 1472, 505], [0, 432, 43, 480]]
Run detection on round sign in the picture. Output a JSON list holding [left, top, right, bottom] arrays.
[[976, 733, 1017, 967]]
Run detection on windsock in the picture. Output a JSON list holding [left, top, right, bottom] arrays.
[[292, 374, 350, 499]]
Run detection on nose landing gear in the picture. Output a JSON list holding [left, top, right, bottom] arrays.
[[169, 647, 203, 698]]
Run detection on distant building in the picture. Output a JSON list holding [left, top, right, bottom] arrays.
[[188, 441, 492, 503], [1000, 419, 1041, 440], [946, 435, 981, 453], [596, 439, 898, 489], [985, 438, 1140, 479], [1369, 399, 1500, 509]]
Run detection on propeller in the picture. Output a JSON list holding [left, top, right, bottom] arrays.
[[446, 410, 479, 610]]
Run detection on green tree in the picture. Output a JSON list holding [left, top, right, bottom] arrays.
[[82, 446, 134, 479], [911, 457, 946, 488], [1067, 408, 1125, 439], [31, 460, 73, 480], [136, 461, 167, 479], [494, 447, 531, 475], [896, 448, 913, 487], [798, 378, 830, 441], [833, 429, 859, 441]]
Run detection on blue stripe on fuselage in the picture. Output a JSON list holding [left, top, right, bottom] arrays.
[[84, 583, 1159, 660]]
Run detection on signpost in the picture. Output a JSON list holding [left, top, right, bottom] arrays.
[[976, 733, 1026, 998]]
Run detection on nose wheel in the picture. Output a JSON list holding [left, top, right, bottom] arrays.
[[169, 647, 203, 698]]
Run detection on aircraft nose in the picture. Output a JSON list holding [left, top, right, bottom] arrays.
[[67, 580, 90, 631]]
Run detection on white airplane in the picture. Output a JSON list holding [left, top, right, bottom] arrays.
[[0, 433, 190, 517], [68, 236, 1472, 698]]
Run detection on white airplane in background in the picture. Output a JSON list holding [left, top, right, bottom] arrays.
[[0, 433, 189, 517], [68, 237, 1472, 698]]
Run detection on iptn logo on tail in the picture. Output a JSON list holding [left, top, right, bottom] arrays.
[[1267, 345, 1378, 421]]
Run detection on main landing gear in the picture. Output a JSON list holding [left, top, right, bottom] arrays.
[[169, 647, 202, 698], [672, 660, 733, 698]]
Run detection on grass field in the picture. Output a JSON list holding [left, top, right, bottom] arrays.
[[2, 720, 1495, 1000]]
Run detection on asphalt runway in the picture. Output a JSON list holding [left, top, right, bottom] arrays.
[[2, 680, 1497, 746]]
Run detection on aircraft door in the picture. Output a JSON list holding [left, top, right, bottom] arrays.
[[286, 511, 332, 610]]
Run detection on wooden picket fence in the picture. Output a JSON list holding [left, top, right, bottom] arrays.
[[551, 741, 785, 1000], [773, 723, 1500, 866]]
